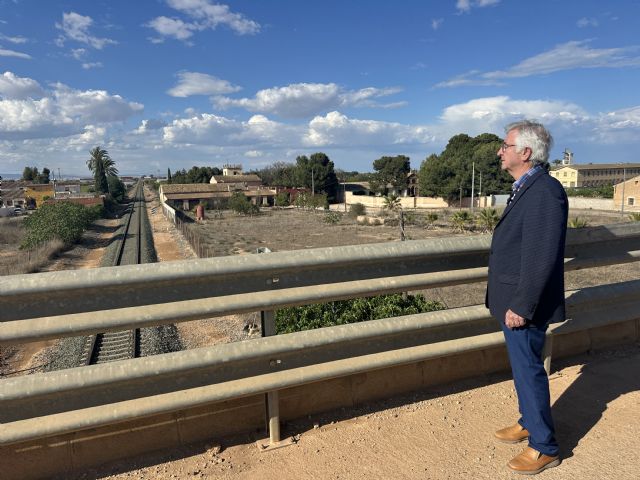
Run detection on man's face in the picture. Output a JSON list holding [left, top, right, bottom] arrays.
[[498, 129, 523, 177]]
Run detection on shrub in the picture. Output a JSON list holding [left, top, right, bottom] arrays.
[[324, 211, 343, 224], [629, 212, 640, 221], [275, 293, 445, 334], [275, 192, 289, 208], [425, 212, 439, 229], [450, 210, 473, 232], [229, 192, 259, 215], [476, 208, 499, 233], [568, 217, 589, 228], [349, 202, 366, 217], [21, 202, 102, 249]]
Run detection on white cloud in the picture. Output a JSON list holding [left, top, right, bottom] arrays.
[[71, 48, 86, 60], [438, 96, 588, 135], [0, 47, 31, 59], [0, 33, 28, 44], [146, 16, 194, 42], [304, 111, 435, 147], [0, 72, 45, 99], [437, 40, 640, 87], [147, 0, 260, 42], [577, 17, 599, 28], [167, 72, 241, 97], [0, 74, 143, 140], [457, 0, 499, 13], [55, 12, 117, 50], [214, 83, 404, 118], [134, 118, 168, 135], [244, 150, 263, 158], [431, 18, 443, 30], [82, 62, 103, 70]]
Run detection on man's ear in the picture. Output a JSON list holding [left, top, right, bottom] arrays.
[[521, 146, 532, 162]]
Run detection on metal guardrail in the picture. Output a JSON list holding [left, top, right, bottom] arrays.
[[0, 223, 639, 446]]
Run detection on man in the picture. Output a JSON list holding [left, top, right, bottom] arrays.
[[486, 120, 568, 474]]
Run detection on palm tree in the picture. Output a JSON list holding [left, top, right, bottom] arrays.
[[476, 208, 499, 233], [87, 146, 118, 195], [450, 210, 473, 233], [383, 194, 402, 212], [425, 212, 438, 229]]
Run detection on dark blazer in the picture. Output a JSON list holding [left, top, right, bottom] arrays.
[[485, 168, 568, 327]]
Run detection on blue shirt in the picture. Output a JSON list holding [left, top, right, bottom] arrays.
[[507, 164, 546, 205]]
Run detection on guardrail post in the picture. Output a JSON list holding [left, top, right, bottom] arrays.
[[256, 247, 295, 451]]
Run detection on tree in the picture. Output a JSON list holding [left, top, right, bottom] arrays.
[[37, 167, 50, 184], [371, 155, 410, 194], [418, 133, 511, 201], [167, 168, 172, 184], [87, 147, 118, 195], [170, 166, 221, 184], [382, 194, 402, 212], [22, 166, 37, 182], [450, 210, 473, 232], [251, 161, 297, 187], [229, 192, 259, 215], [294, 153, 339, 202], [107, 176, 126, 202]]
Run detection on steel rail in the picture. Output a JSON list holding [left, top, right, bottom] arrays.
[[84, 181, 145, 365]]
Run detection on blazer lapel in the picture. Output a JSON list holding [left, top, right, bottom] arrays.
[[495, 168, 546, 229]]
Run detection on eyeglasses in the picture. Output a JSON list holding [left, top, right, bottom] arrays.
[[500, 143, 517, 152]]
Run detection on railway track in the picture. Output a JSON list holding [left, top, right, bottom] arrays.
[[80, 181, 148, 365]]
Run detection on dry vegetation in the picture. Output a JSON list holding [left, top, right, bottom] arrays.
[[178, 207, 638, 309], [0, 219, 65, 276]]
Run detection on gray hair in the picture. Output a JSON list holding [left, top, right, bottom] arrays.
[[505, 120, 553, 166]]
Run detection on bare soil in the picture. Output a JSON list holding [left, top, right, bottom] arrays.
[[75, 344, 640, 480]]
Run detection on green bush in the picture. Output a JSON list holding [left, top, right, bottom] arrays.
[[275, 293, 445, 334], [275, 192, 289, 208], [22, 202, 102, 249], [349, 202, 366, 217], [568, 217, 589, 228], [565, 185, 613, 198], [323, 211, 343, 224], [229, 192, 259, 215]]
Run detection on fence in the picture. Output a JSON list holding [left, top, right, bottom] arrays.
[[1, 222, 639, 479]]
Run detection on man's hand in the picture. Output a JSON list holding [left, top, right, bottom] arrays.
[[505, 309, 527, 329]]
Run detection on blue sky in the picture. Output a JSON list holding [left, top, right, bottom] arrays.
[[1, 0, 639, 177]]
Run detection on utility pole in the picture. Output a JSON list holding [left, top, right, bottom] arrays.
[[343, 181, 347, 212], [311, 168, 315, 197], [621, 167, 626, 217], [478, 172, 483, 208], [470, 162, 475, 212]]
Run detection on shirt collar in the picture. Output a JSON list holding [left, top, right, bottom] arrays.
[[512, 164, 544, 192]]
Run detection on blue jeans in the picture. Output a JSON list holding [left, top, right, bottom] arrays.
[[501, 321, 559, 456]]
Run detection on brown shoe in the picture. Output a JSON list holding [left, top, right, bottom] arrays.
[[494, 423, 529, 443], [508, 446, 560, 475]]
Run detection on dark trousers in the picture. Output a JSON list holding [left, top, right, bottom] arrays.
[[501, 321, 559, 456]]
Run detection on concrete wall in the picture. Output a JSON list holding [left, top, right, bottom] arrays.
[[567, 197, 615, 211], [3, 315, 639, 480]]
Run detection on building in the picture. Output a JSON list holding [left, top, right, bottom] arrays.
[[23, 184, 55, 208], [613, 175, 640, 211], [550, 163, 640, 188], [160, 183, 277, 211]]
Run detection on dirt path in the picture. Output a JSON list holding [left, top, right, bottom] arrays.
[[73, 344, 640, 480]]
